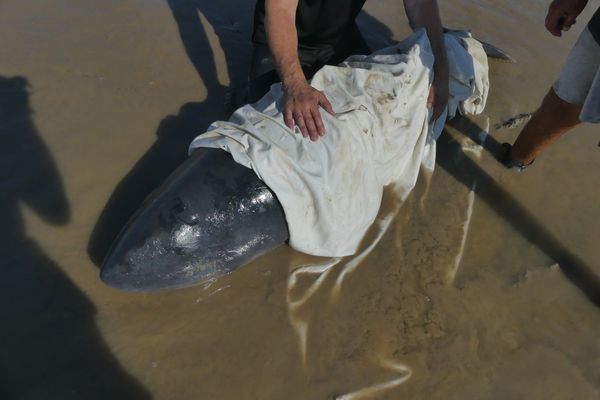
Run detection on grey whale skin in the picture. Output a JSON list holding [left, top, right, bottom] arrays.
[[100, 148, 288, 292]]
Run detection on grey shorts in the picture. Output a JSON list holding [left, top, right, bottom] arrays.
[[553, 26, 600, 122]]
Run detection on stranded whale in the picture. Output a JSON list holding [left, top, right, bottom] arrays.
[[100, 30, 505, 292]]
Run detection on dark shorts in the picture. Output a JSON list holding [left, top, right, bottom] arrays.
[[247, 23, 371, 102]]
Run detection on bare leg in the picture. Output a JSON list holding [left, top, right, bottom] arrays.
[[510, 88, 582, 165]]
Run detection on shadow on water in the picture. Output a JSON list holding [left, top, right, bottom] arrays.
[[0, 77, 150, 398], [440, 117, 600, 306], [166, 0, 255, 92], [87, 0, 256, 266]]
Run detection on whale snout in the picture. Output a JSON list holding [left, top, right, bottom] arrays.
[[99, 149, 289, 292]]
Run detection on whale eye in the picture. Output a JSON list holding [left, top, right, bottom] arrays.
[[171, 198, 200, 226]]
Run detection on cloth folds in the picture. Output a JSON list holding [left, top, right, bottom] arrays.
[[189, 29, 489, 257]]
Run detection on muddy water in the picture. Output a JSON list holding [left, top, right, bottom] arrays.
[[1, 0, 599, 399]]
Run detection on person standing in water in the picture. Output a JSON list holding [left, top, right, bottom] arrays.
[[248, 0, 449, 142], [504, 0, 600, 170]]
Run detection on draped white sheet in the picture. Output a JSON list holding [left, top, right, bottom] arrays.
[[190, 29, 488, 257]]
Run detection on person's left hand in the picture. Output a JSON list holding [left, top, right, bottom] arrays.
[[428, 74, 449, 122]]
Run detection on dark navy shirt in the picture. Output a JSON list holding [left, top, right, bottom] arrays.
[[253, 0, 367, 50]]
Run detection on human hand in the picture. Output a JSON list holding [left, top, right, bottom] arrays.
[[283, 78, 335, 141], [545, 0, 588, 37], [428, 73, 449, 122]]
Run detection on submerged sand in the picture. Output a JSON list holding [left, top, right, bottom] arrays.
[[1, 0, 599, 399]]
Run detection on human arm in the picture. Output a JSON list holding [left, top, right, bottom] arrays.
[[264, 0, 334, 141], [403, 0, 448, 120], [545, 0, 588, 36]]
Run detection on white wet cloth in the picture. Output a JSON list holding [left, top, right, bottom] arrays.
[[190, 29, 488, 257]]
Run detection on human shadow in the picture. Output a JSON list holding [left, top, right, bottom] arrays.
[[88, 0, 256, 265], [446, 116, 505, 159], [438, 117, 600, 305], [166, 0, 255, 92], [0, 76, 151, 398]]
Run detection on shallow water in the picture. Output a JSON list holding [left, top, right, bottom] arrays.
[[1, 0, 599, 399]]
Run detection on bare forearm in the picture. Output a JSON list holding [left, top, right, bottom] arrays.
[[403, 0, 448, 74], [265, 0, 305, 86]]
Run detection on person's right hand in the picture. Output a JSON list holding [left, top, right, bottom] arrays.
[[545, 0, 588, 37], [283, 78, 335, 142]]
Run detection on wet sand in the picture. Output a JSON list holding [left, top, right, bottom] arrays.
[[1, 0, 599, 399]]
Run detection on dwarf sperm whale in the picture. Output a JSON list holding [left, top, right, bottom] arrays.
[[100, 34, 512, 292]]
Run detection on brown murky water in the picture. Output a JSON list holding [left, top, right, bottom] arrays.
[[1, 0, 599, 399]]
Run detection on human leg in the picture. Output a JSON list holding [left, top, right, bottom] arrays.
[[506, 26, 599, 167], [508, 88, 582, 165]]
